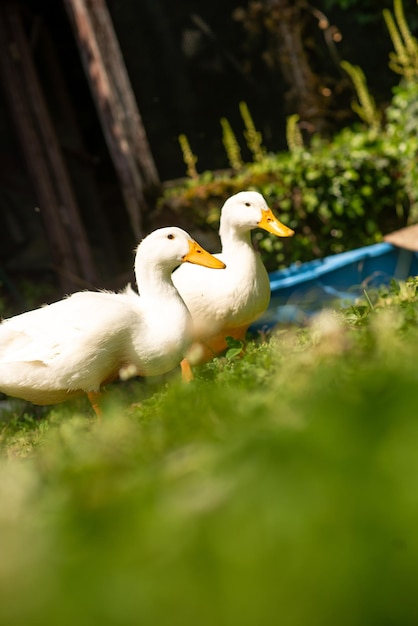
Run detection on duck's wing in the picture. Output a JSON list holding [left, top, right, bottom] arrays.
[[0, 291, 140, 365]]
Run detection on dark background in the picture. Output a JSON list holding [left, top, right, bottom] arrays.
[[0, 0, 416, 306]]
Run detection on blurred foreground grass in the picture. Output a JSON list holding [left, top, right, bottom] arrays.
[[1, 281, 418, 626]]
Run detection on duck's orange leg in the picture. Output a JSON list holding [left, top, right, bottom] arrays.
[[180, 358, 194, 382], [87, 391, 102, 419]]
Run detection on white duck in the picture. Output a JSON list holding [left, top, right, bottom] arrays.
[[0, 227, 225, 415], [172, 191, 294, 364]]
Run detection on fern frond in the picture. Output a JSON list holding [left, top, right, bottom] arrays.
[[341, 60, 381, 130], [220, 118, 244, 170], [286, 114, 304, 152], [178, 134, 198, 179], [239, 102, 266, 162]]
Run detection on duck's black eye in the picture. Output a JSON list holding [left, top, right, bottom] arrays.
[[245, 202, 251, 207], [167, 233, 175, 240]]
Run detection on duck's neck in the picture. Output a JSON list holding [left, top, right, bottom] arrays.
[[219, 221, 254, 257], [135, 263, 179, 300]]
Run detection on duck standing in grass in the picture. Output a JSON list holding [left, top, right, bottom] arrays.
[[172, 191, 294, 365], [0, 227, 225, 415]]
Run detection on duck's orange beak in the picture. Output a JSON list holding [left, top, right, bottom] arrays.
[[183, 240, 226, 269], [258, 208, 294, 237]]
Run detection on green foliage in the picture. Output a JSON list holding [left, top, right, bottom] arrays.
[[285, 114, 304, 153], [2, 282, 418, 625], [178, 134, 199, 179], [162, 123, 408, 271], [224, 335, 245, 360], [385, 80, 418, 220], [254, 129, 408, 269], [220, 117, 244, 170], [239, 101, 266, 162], [383, 0, 418, 80], [340, 60, 381, 131]]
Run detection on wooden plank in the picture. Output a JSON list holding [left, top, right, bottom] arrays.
[[89, 0, 159, 188], [63, 0, 148, 240], [384, 225, 418, 252]]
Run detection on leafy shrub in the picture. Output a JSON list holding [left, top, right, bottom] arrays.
[[159, 122, 409, 271], [384, 80, 418, 220]]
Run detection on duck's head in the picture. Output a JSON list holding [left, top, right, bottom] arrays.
[[220, 191, 294, 238], [135, 227, 225, 277]]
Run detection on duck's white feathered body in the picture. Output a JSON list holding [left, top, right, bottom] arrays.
[[172, 191, 294, 360], [0, 289, 189, 404], [0, 227, 225, 408]]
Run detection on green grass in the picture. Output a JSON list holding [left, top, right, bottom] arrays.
[[2, 281, 418, 625]]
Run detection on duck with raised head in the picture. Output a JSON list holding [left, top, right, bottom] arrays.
[[0, 227, 225, 415], [172, 191, 294, 365]]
